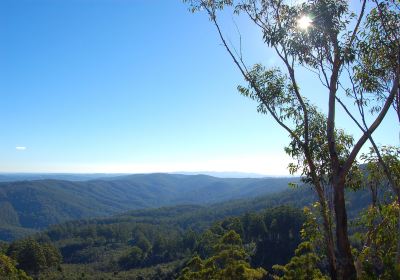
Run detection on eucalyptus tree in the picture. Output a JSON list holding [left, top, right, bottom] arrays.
[[178, 230, 266, 280], [361, 145, 400, 264], [183, 0, 399, 279], [284, 108, 361, 280]]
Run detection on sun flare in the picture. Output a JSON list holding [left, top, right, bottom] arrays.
[[297, 15, 313, 30]]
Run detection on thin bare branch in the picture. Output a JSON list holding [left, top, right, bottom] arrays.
[[203, 4, 304, 147], [342, 74, 399, 176]]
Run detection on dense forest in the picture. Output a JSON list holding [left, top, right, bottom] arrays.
[[0, 180, 393, 279], [0, 174, 295, 241], [0, 197, 308, 279]]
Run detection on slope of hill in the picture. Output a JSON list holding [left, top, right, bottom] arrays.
[[0, 173, 297, 241], [23, 185, 374, 279], [36, 183, 373, 247], [102, 184, 374, 234]]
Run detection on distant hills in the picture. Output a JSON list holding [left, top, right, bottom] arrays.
[[0, 171, 280, 182], [0, 173, 125, 182], [0, 173, 297, 241], [172, 171, 275, 178]]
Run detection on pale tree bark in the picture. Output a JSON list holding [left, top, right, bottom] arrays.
[[206, 7, 339, 279]]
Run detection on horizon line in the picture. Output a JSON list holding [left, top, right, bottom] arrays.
[[0, 170, 295, 177]]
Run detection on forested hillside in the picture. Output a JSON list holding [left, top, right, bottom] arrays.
[[1, 205, 305, 279], [0, 174, 296, 241], [0, 185, 380, 279]]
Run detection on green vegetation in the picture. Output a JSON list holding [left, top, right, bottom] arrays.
[[0, 175, 396, 279], [272, 206, 329, 280], [0, 253, 32, 280], [6, 239, 61, 276], [1, 201, 305, 279], [178, 231, 266, 280], [184, 0, 399, 278], [0, 174, 296, 241], [0, 0, 398, 278]]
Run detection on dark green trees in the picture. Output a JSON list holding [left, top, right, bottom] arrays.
[[119, 246, 144, 269], [179, 230, 266, 280], [272, 242, 328, 280], [272, 206, 329, 280], [0, 254, 32, 280], [6, 239, 61, 276]]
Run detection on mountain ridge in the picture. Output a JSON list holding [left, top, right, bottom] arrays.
[[0, 173, 298, 241]]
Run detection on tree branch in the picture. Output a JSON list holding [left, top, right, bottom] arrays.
[[342, 74, 399, 176], [203, 4, 304, 147]]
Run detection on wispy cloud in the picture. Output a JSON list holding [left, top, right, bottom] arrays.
[[16, 146, 27, 151]]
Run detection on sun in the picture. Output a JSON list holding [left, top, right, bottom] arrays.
[[297, 15, 313, 30]]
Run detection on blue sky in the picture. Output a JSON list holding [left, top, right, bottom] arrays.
[[0, 0, 397, 175]]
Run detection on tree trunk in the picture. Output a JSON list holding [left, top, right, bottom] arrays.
[[396, 194, 400, 264], [314, 187, 337, 280], [311, 181, 338, 280], [369, 182, 378, 208], [308, 160, 337, 279], [320, 204, 337, 280], [333, 176, 357, 280]]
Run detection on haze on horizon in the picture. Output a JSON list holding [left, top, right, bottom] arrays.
[[0, 0, 396, 175]]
